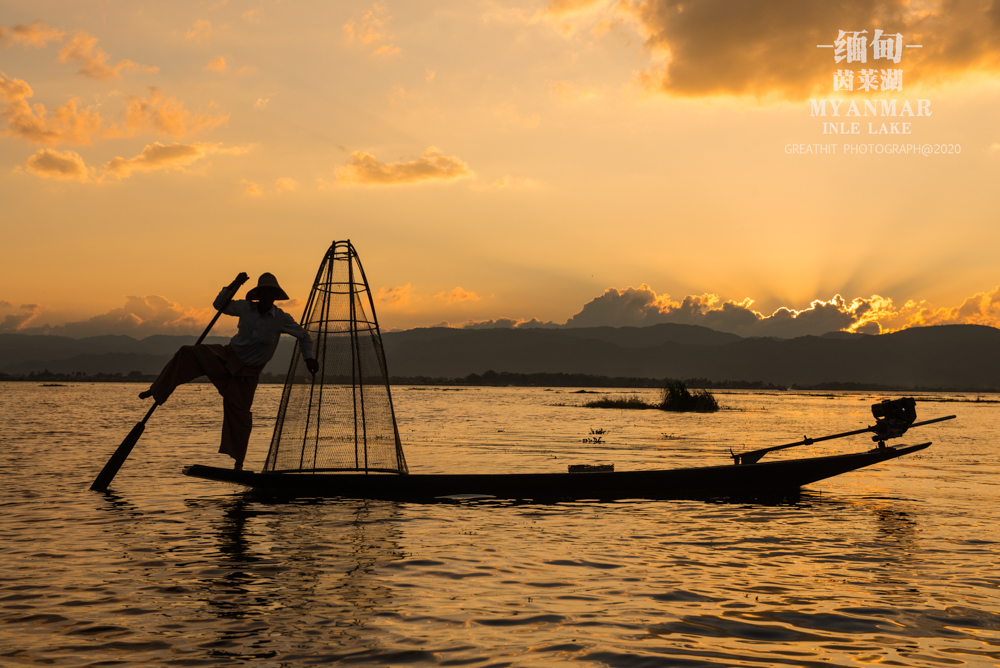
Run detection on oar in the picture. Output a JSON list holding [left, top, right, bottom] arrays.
[[90, 276, 246, 492], [731, 414, 956, 465]]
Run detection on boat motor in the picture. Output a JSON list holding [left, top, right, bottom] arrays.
[[870, 397, 917, 445], [730, 395, 948, 465]]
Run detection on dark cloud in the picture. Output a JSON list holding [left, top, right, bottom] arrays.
[[563, 285, 672, 327], [516, 318, 560, 329], [622, 0, 1000, 99], [461, 317, 559, 330], [0, 303, 40, 332], [464, 318, 520, 329], [20, 295, 214, 337], [555, 285, 887, 337]]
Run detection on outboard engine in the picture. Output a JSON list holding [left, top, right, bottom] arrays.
[[871, 397, 917, 445]]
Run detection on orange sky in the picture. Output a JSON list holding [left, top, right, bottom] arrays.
[[2, 0, 1000, 339]]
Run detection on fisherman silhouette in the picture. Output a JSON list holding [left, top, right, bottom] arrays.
[[139, 272, 319, 471]]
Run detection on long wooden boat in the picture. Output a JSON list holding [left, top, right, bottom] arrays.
[[183, 441, 931, 502]]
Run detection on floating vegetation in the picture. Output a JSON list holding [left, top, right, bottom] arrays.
[[583, 395, 658, 410], [582, 381, 719, 412], [590, 428, 606, 435], [918, 395, 1000, 404], [581, 436, 604, 444], [661, 380, 719, 412]]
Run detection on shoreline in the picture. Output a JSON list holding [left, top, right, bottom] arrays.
[[4, 373, 997, 394]]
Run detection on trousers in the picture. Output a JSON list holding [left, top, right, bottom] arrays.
[[147, 344, 265, 465]]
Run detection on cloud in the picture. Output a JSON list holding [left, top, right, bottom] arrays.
[[545, 0, 609, 14], [24, 141, 249, 182], [205, 56, 228, 73], [344, 3, 400, 56], [243, 8, 261, 23], [555, 284, 1000, 337], [335, 146, 473, 185], [0, 303, 41, 332], [463, 317, 522, 329], [0, 300, 12, 309], [0, 72, 103, 145], [240, 176, 297, 195], [376, 284, 415, 307], [185, 19, 213, 44], [102, 141, 248, 179], [436, 287, 481, 304], [24, 148, 92, 181], [619, 0, 1000, 100], [457, 317, 559, 329], [241, 178, 263, 195], [274, 177, 298, 192], [373, 44, 401, 57], [344, 3, 389, 44], [58, 31, 157, 80], [1, 23, 156, 81], [0, 20, 65, 48], [253, 96, 271, 109], [898, 286, 1000, 328], [561, 284, 890, 337], [495, 0, 614, 37], [51, 295, 215, 337], [426, 69, 435, 83], [2, 76, 225, 148], [106, 87, 229, 138]]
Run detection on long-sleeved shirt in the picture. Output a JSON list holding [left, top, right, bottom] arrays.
[[213, 287, 314, 367]]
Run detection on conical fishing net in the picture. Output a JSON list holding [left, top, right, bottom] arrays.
[[263, 241, 408, 474]]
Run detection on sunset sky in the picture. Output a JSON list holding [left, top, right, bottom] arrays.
[[2, 0, 1000, 339]]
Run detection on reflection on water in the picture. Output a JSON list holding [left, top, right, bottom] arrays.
[[1, 382, 1000, 666]]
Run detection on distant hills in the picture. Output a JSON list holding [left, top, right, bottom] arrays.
[[2, 323, 998, 390]]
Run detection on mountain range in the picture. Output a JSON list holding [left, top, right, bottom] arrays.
[[1, 323, 998, 389]]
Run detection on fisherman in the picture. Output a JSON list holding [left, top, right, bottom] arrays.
[[139, 272, 319, 471]]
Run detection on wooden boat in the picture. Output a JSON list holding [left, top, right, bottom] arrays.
[[184, 441, 931, 502], [181, 242, 956, 503]]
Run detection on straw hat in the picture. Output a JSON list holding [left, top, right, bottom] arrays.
[[247, 273, 289, 301]]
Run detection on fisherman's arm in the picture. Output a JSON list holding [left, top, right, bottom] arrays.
[[280, 314, 319, 374], [213, 272, 250, 315]]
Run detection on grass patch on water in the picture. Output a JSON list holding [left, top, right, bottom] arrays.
[[661, 380, 719, 412], [583, 395, 659, 409], [583, 380, 720, 413]]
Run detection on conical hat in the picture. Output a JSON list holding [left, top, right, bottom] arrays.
[[247, 273, 289, 301]]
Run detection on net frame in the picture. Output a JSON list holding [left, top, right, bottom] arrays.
[[263, 240, 408, 474]]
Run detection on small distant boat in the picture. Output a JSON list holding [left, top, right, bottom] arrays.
[[183, 241, 955, 502]]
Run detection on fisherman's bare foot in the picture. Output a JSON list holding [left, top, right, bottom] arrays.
[[234, 462, 251, 473], [138, 389, 153, 400]]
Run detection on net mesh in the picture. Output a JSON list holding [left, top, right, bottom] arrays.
[[263, 241, 408, 474]]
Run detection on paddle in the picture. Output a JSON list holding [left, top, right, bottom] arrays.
[[89, 273, 248, 492], [731, 414, 956, 465]]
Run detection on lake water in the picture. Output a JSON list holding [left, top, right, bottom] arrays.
[[2, 382, 999, 666]]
